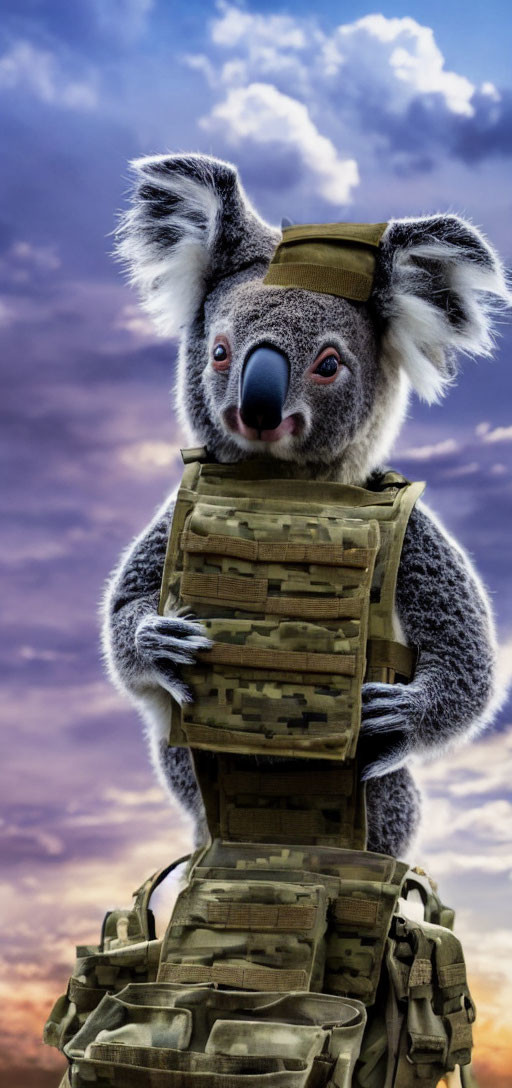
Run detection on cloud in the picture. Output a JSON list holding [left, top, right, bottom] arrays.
[[335, 14, 476, 117], [190, 3, 512, 186], [6, 240, 61, 274], [417, 727, 512, 799], [118, 439, 183, 473], [397, 438, 459, 461], [0, 40, 97, 109], [202, 82, 359, 204], [483, 425, 512, 443], [114, 303, 159, 341], [212, 4, 307, 51]]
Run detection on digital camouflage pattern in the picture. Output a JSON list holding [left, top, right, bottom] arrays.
[[160, 456, 423, 766], [46, 846, 475, 1087], [45, 457, 477, 1086]]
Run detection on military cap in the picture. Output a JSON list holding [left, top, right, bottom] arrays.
[[263, 221, 388, 302]]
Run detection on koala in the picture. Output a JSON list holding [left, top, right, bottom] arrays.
[[102, 153, 509, 858]]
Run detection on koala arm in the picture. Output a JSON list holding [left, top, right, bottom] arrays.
[[360, 501, 498, 779], [102, 493, 211, 710]]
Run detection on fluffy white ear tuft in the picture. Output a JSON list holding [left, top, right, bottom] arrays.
[[115, 153, 277, 337], [374, 215, 511, 403]]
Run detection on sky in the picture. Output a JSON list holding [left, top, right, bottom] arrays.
[[1, 1, 512, 1084]]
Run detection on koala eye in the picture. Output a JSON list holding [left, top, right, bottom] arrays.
[[309, 346, 342, 383], [212, 336, 231, 372]]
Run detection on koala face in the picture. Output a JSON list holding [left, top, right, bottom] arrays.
[[117, 153, 508, 483], [182, 276, 396, 478]]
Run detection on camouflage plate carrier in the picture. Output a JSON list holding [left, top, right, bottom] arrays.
[[45, 453, 478, 1088]]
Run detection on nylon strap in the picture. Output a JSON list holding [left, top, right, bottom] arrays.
[[181, 529, 373, 567], [334, 896, 379, 927], [158, 961, 309, 991], [183, 722, 351, 755], [366, 638, 416, 680], [181, 569, 364, 619], [197, 642, 357, 676], [227, 807, 325, 838], [221, 767, 354, 797], [205, 901, 318, 931]]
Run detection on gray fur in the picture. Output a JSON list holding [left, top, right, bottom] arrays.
[[103, 152, 509, 858]]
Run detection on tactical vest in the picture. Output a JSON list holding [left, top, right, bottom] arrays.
[[44, 454, 477, 1088]]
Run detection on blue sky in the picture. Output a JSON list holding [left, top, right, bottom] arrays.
[[1, 3, 512, 1084]]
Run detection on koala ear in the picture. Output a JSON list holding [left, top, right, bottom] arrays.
[[373, 214, 510, 402], [115, 153, 279, 336]]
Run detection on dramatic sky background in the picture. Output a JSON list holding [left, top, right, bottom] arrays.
[[1, 1, 512, 1085]]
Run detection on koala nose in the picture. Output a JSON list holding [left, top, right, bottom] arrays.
[[239, 345, 290, 433]]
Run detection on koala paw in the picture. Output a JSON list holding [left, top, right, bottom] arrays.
[[135, 614, 212, 702], [359, 682, 422, 781]]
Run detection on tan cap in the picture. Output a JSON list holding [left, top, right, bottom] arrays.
[[263, 221, 388, 302]]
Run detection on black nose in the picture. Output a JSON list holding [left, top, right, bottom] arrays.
[[239, 345, 290, 432]]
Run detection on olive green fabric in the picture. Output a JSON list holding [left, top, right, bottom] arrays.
[[45, 846, 475, 1087], [263, 222, 388, 301], [62, 983, 367, 1087], [158, 841, 409, 1007], [44, 452, 477, 1087], [193, 750, 367, 850], [159, 456, 425, 765]]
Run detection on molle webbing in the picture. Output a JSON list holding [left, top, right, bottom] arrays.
[[193, 752, 367, 850], [45, 846, 476, 1086], [159, 457, 425, 767], [158, 842, 409, 1004]]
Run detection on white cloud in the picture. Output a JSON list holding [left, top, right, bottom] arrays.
[[419, 849, 512, 876], [115, 303, 158, 340], [212, 3, 307, 51], [0, 240, 61, 287], [190, 5, 486, 205], [441, 461, 479, 478], [398, 438, 459, 460], [481, 81, 501, 102], [202, 5, 478, 122], [475, 421, 491, 436], [202, 82, 359, 205], [417, 728, 512, 799], [18, 645, 73, 663], [482, 425, 512, 443], [451, 799, 512, 843], [119, 440, 182, 472], [337, 15, 475, 116], [10, 241, 61, 271], [0, 41, 97, 109]]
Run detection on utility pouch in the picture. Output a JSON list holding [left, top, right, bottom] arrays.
[[380, 915, 475, 1087], [43, 939, 163, 1052], [62, 983, 366, 1088], [44, 859, 188, 1052], [158, 876, 328, 994], [157, 841, 408, 1008]]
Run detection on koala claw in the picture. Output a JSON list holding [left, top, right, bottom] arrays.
[[151, 659, 194, 705], [359, 681, 420, 781], [135, 614, 213, 668], [361, 682, 417, 735]]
